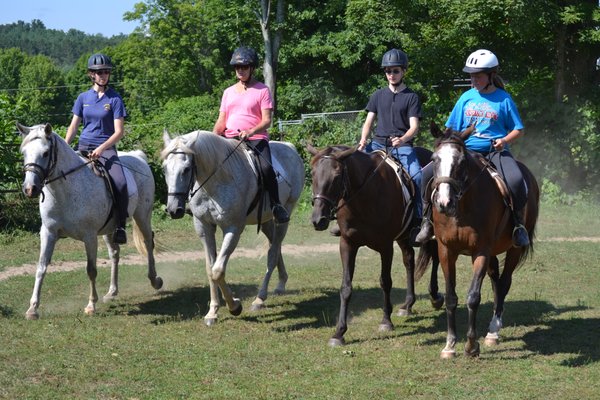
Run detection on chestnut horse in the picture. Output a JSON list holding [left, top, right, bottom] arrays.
[[416, 123, 540, 358], [308, 144, 443, 346]]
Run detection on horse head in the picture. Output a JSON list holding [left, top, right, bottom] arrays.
[[161, 129, 196, 219], [307, 144, 355, 231], [429, 122, 475, 216], [18, 122, 57, 198]]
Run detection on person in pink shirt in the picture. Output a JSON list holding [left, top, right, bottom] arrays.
[[213, 46, 289, 223]]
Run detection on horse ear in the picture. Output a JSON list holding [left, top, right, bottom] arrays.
[[459, 124, 475, 140], [306, 143, 319, 156], [430, 121, 444, 138], [337, 146, 357, 160], [16, 122, 30, 137], [44, 123, 53, 138], [162, 129, 171, 146]]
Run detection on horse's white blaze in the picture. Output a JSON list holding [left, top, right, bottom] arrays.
[[435, 144, 458, 208]]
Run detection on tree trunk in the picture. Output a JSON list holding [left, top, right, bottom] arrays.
[[256, 0, 285, 122]]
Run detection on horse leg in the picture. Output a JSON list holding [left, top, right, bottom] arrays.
[[26, 226, 57, 320], [428, 241, 444, 310], [439, 246, 459, 359], [484, 256, 501, 346], [210, 229, 243, 319], [464, 252, 490, 357], [251, 220, 288, 311], [396, 241, 415, 316], [197, 222, 221, 326], [329, 238, 358, 347], [486, 249, 519, 345], [378, 244, 395, 332], [102, 235, 120, 302], [83, 237, 99, 316]]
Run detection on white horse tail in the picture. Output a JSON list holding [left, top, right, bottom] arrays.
[[132, 219, 149, 257]]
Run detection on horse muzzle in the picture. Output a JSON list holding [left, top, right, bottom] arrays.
[[22, 183, 42, 198]]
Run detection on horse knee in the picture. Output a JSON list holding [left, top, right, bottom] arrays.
[[466, 292, 481, 310]]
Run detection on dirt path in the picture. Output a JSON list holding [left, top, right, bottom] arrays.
[[1, 237, 598, 282], [0, 243, 339, 282]]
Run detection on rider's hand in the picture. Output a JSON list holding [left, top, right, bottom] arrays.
[[391, 136, 404, 147], [493, 138, 506, 151]]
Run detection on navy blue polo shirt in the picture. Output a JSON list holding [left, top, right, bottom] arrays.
[[365, 86, 421, 145], [72, 87, 127, 148]]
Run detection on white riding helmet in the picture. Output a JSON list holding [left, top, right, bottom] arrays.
[[463, 49, 499, 73]]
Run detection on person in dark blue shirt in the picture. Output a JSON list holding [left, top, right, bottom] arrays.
[[65, 53, 129, 244]]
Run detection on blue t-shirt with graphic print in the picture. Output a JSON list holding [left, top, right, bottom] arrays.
[[445, 87, 523, 153], [72, 87, 127, 148]]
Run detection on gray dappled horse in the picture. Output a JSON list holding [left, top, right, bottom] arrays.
[[18, 123, 163, 319], [161, 130, 304, 325]]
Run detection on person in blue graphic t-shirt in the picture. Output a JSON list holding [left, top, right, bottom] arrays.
[[415, 49, 530, 248], [65, 53, 129, 245]]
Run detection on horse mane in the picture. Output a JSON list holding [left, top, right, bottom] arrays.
[[20, 124, 71, 154], [162, 130, 249, 180]]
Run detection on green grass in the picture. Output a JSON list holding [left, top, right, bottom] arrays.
[[1, 200, 599, 399]]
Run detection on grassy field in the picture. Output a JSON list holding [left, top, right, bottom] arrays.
[[0, 199, 599, 399]]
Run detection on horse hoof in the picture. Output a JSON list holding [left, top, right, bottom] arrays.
[[328, 338, 345, 347], [103, 294, 117, 303], [273, 288, 285, 296], [205, 317, 217, 326], [249, 303, 264, 312], [25, 311, 39, 320], [464, 343, 481, 358], [484, 333, 499, 347], [84, 307, 95, 316], [378, 323, 394, 332], [152, 277, 164, 290], [396, 308, 411, 317], [440, 349, 456, 359], [229, 300, 243, 316], [431, 294, 444, 310]]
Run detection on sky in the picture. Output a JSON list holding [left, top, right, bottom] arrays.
[[0, 0, 140, 37]]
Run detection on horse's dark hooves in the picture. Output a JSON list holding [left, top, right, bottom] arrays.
[[378, 323, 394, 332], [328, 337, 345, 347], [152, 277, 164, 290], [430, 294, 444, 310], [229, 300, 243, 316]]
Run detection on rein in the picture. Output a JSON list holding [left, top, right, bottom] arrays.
[[22, 136, 94, 201]]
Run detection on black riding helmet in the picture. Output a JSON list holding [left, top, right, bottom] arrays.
[[230, 47, 259, 67], [381, 48, 408, 69], [87, 53, 113, 71]]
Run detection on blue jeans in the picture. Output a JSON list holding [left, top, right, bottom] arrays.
[[367, 141, 422, 218]]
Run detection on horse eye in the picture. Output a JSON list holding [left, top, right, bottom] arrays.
[[183, 166, 190, 174], [43, 151, 49, 158]]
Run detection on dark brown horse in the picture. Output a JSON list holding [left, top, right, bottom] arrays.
[[416, 123, 540, 358], [308, 144, 443, 346]]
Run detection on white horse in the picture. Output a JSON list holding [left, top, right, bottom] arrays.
[[18, 123, 163, 319], [161, 130, 304, 325]]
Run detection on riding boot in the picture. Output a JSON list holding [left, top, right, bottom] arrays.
[[512, 209, 529, 247], [415, 203, 434, 244], [113, 226, 127, 244], [272, 203, 290, 224]]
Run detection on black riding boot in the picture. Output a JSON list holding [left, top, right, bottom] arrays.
[[272, 203, 290, 224], [512, 210, 529, 247], [415, 203, 434, 244]]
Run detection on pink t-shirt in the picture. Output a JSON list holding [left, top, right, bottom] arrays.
[[219, 81, 273, 141]]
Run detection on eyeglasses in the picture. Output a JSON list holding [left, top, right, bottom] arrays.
[[384, 68, 403, 75], [234, 65, 251, 71], [94, 70, 111, 75]]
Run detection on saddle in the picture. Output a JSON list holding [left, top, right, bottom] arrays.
[[470, 151, 513, 209], [371, 150, 417, 239]]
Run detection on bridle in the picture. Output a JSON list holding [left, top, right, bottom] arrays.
[[311, 151, 389, 220], [311, 155, 350, 219], [165, 151, 197, 201]]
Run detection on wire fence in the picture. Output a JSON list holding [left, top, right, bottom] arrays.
[[277, 110, 362, 131]]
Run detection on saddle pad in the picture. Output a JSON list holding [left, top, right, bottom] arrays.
[[242, 146, 288, 184], [124, 168, 138, 199]]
